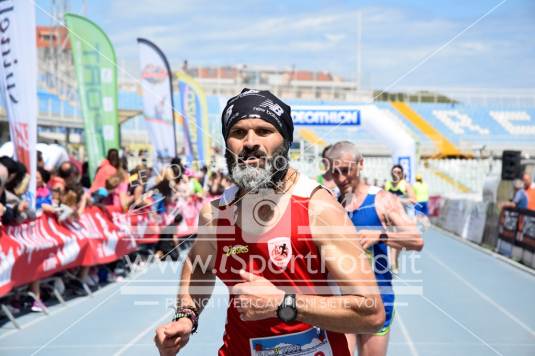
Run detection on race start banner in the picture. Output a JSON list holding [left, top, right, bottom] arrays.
[[65, 14, 119, 179]]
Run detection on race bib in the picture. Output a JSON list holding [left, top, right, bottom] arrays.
[[249, 327, 333, 356]]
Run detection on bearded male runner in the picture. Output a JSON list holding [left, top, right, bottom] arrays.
[[154, 89, 385, 355]]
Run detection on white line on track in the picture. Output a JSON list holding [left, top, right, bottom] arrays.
[[389, 242, 504, 355], [421, 294, 504, 356], [112, 310, 173, 356], [426, 251, 535, 337], [396, 310, 419, 356], [29, 269, 149, 355], [432, 226, 535, 277], [0, 282, 115, 340], [0, 343, 155, 350]]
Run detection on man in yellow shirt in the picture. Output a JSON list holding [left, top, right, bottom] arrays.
[[413, 174, 430, 216]]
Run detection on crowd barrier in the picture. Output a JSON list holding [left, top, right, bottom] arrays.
[[434, 196, 535, 269], [497, 207, 535, 268], [0, 201, 201, 298], [434, 198, 488, 245]]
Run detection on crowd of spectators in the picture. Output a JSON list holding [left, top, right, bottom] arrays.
[[0, 148, 231, 315]]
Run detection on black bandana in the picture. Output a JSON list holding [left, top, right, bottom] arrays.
[[221, 88, 293, 143]]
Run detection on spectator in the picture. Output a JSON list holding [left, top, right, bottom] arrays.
[[42, 178, 87, 222], [0, 158, 32, 222], [49, 178, 65, 206], [199, 165, 208, 187], [169, 157, 185, 186], [126, 168, 148, 210], [61, 184, 86, 219], [183, 168, 203, 198], [523, 172, 535, 210], [80, 161, 91, 189], [120, 152, 128, 171], [37, 150, 45, 169], [152, 158, 186, 203], [101, 172, 129, 210], [501, 179, 528, 210], [57, 161, 78, 186], [0, 156, 26, 194], [221, 174, 232, 189], [0, 163, 19, 225], [36, 167, 52, 210], [0, 158, 43, 311], [90, 148, 120, 193], [0, 156, 17, 182], [207, 171, 225, 197]]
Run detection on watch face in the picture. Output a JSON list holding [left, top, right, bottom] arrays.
[[278, 306, 297, 322]]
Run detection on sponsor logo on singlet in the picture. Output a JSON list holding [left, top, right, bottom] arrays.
[[222, 244, 249, 256], [267, 237, 292, 268]]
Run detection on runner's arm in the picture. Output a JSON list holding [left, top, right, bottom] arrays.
[[176, 202, 217, 314], [376, 190, 423, 251], [155, 202, 218, 355], [297, 188, 385, 334]]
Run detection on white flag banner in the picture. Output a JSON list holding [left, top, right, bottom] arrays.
[[0, 0, 38, 207], [137, 38, 176, 167]]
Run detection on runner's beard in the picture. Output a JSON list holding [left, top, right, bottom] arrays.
[[225, 142, 290, 193]]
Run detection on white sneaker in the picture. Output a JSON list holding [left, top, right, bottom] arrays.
[[31, 300, 45, 312]]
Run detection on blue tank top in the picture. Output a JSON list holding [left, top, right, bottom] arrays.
[[348, 187, 394, 303]]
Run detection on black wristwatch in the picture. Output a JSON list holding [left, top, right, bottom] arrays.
[[379, 233, 389, 243], [277, 294, 297, 323]]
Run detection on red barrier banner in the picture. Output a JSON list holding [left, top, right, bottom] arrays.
[[164, 198, 202, 239], [109, 206, 161, 244], [0, 197, 203, 298], [0, 206, 149, 297]]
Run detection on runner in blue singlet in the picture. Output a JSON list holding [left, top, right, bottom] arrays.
[[326, 141, 424, 356]]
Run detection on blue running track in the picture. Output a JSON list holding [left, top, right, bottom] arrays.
[[1, 227, 534, 355]]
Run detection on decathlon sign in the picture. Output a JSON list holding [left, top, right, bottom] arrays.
[[291, 106, 361, 126]]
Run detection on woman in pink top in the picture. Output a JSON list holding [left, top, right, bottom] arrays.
[[90, 149, 120, 193]]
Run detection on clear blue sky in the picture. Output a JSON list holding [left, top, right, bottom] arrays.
[[35, 0, 535, 90]]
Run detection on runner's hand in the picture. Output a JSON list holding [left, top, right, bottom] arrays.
[[154, 318, 193, 355], [358, 230, 382, 250], [232, 269, 284, 321]]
